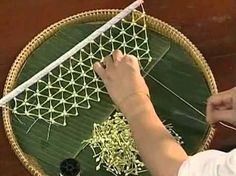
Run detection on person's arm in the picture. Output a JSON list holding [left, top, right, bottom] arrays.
[[120, 94, 188, 176], [93, 50, 187, 176], [178, 87, 236, 176]]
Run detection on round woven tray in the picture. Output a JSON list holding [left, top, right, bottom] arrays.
[[2, 9, 217, 176]]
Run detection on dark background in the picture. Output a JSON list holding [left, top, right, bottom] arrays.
[[0, 0, 235, 175]]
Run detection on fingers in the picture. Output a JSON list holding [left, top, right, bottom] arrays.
[[94, 50, 123, 80], [207, 91, 233, 119], [112, 50, 123, 62], [103, 55, 113, 68], [93, 50, 123, 80], [207, 109, 234, 124], [93, 62, 107, 81], [103, 50, 124, 66], [206, 87, 236, 125], [232, 87, 236, 110], [94, 49, 139, 81], [102, 50, 138, 68], [124, 54, 141, 73], [208, 89, 233, 107]]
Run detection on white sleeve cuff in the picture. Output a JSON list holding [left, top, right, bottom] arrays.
[[178, 149, 236, 176]]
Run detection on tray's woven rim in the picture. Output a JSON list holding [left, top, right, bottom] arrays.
[[2, 9, 217, 176]]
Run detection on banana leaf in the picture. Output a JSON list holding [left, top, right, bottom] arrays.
[[10, 19, 211, 176]]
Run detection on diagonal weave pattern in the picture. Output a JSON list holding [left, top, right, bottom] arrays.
[[11, 9, 152, 137]]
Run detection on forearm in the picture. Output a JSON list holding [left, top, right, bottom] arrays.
[[120, 95, 188, 176], [93, 51, 188, 176]]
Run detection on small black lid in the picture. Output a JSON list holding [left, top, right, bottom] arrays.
[[60, 158, 80, 176]]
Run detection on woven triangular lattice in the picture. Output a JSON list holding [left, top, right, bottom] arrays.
[[11, 8, 152, 138]]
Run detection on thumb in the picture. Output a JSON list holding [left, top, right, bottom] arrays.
[[93, 62, 107, 81]]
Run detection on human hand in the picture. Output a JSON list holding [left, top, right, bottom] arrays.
[[93, 50, 149, 110], [206, 87, 236, 127]]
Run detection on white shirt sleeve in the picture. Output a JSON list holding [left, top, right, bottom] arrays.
[[178, 149, 236, 176]]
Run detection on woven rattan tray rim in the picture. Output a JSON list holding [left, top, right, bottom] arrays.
[[2, 9, 217, 176]]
